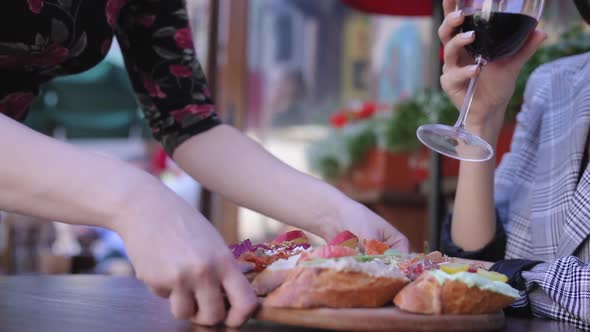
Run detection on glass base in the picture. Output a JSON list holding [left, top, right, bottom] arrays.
[[416, 124, 494, 162]]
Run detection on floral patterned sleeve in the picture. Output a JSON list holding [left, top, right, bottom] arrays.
[[113, 0, 221, 155]]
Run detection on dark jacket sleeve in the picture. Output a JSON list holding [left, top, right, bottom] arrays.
[[114, 0, 222, 155], [439, 211, 507, 262]]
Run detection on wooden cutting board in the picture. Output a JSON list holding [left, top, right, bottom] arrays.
[[255, 305, 505, 331]]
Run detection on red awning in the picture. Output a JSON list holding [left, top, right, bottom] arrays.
[[340, 0, 433, 17]]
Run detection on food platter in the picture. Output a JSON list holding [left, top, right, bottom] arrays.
[[255, 303, 505, 331], [232, 230, 514, 332]]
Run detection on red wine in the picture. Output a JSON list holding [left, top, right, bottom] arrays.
[[461, 12, 537, 61]]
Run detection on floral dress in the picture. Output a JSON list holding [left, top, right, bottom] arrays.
[[0, 0, 221, 154]]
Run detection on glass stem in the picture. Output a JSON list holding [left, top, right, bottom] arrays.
[[454, 55, 486, 129]]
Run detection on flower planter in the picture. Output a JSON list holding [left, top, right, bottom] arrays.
[[335, 148, 420, 194]]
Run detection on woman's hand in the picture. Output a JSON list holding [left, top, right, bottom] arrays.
[[0, 116, 257, 326], [327, 200, 410, 253], [112, 179, 257, 327], [174, 125, 410, 254], [439, 0, 547, 135]]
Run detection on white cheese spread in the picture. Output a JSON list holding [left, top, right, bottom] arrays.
[[428, 270, 520, 299], [303, 257, 407, 279]]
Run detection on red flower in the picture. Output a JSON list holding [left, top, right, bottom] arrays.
[[101, 39, 113, 56], [150, 146, 167, 174], [31, 44, 69, 68], [27, 0, 44, 14], [106, 0, 127, 28], [329, 112, 349, 128], [357, 102, 376, 119], [141, 73, 167, 98], [0, 92, 37, 119], [170, 104, 214, 121], [135, 15, 156, 28], [174, 28, 194, 49], [169, 64, 192, 78]]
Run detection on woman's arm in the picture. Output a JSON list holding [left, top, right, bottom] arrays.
[[0, 114, 152, 229], [0, 113, 258, 327], [172, 124, 350, 240], [114, 0, 409, 249], [437, 0, 546, 251]]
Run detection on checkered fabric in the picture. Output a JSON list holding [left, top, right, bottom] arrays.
[[494, 52, 590, 330]]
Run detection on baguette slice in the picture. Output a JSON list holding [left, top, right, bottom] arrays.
[[264, 257, 408, 309], [252, 253, 303, 296], [394, 269, 519, 315]]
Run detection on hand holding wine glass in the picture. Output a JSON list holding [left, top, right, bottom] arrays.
[[418, 0, 547, 161]]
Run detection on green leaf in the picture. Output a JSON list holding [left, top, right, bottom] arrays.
[[153, 27, 176, 38], [0, 42, 30, 55], [69, 32, 87, 57], [51, 19, 69, 44], [383, 249, 402, 256], [347, 128, 377, 165], [57, 0, 72, 8], [173, 9, 188, 20], [317, 157, 341, 180], [35, 33, 45, 47], [153, 46, 182, 60]]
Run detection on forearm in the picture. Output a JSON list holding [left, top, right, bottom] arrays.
[[451, 114, 504, 251], [0, 115, 156, 230], [173, 125, 347, 238]]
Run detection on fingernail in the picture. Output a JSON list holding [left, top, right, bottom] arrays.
[[462, 31, 475, 39], [468, 65, 479, 72], [451, 10, 462, 19]]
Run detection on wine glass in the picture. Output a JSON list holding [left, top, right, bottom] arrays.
[[416, 0, 545, 162]]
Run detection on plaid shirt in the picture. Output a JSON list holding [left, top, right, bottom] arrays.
[[494, 52, 590, 329]]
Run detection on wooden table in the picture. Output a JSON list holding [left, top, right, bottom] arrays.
[[0, 276, 577, 332]]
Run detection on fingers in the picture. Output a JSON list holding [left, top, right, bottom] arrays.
[[150, 285, 171, 298], [235, 261, 256, 274], [444, 30, 475, 67], [443, 0, 457, 17], [190, 257, 257, 327], [192, 268, 226, 326], [438, 9, 464, 44], [153, 254, 256, 328], [222, 265, 258, 328], [390, 236, 410, 254], [169, 287, 197, 320], [440, 65, 480, 93], [381, 224, 410, 254]]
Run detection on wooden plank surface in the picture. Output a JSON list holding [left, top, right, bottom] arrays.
[[0, 276, 573, 332]]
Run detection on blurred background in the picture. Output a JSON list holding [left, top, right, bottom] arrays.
[[0, 0, 588, 276]]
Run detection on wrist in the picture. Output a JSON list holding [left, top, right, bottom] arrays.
[[104, 171, 166, 232], [308, 187, 352, 241], [465, 108, 506, 147]]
